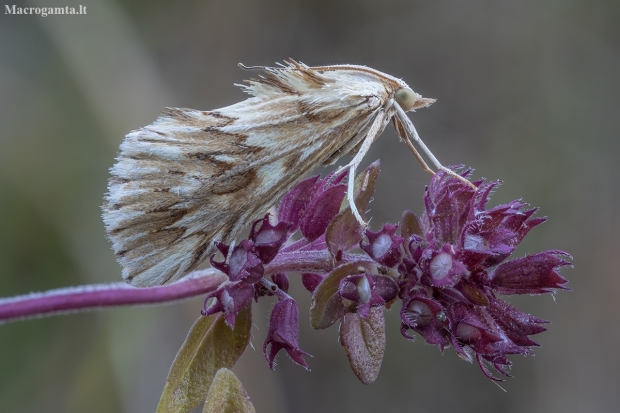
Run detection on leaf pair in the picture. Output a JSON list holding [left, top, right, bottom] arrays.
[[157, 305, 253, 413]]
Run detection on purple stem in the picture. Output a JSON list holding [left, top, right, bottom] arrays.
[[265, 250, 372, 274], [0, 269, 226, 324]]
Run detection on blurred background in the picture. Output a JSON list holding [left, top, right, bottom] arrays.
[[0, 0, 618, 412]]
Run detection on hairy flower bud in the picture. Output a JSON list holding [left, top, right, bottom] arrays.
[[263, 296, 311, 370]]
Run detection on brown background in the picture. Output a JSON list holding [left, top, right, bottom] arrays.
[[1, 0, 618, 412]]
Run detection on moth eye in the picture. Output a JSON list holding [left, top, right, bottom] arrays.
[[395, 87, 418, 111]]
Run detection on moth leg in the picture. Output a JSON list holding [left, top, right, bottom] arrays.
[[338, 110, 387, 227], [393, 117, 435, 176], [394, 104, 477, 190]]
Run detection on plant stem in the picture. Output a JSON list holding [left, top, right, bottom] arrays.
[[265, 250, 371, 274], [0, 269, 226, 324]]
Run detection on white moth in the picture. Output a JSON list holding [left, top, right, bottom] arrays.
[[103, 59, 473, 287]]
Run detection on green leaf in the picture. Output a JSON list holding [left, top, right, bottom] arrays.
[[400, 210, 423, 242], [156, 305, 252, 413], [326, 161, 381, 258], [309, 261, 376, 330], [202, 368, 256, 413], [339, 307, 386, 385]]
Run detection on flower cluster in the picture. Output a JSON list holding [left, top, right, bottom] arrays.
[[203, 161, 570, 381], [397, 169, 570, 379]]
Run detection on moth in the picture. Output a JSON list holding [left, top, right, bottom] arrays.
[[103, 59, 473, 287]]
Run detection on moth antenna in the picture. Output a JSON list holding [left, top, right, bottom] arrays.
[[238, 63, 269, 71]]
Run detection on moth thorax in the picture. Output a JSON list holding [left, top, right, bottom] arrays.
[[395, 87, 418, 111]]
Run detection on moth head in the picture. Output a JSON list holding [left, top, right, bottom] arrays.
[[394, 87, 436, 112]]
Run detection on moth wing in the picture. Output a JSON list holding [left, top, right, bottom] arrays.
[[104, 94, 383, 286]]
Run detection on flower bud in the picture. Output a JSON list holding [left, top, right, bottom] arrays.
[[263, 297, 311, 370]]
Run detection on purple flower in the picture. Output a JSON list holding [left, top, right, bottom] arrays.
[[210, 240, 264, 284], [400, 294, 448, 346], [250, 214, 291, 264], [419, 244, 469, 287], [277, 171, 347, 241], [360, 224, 404, 267], [263, 294, 311, 370], [488, 251, 571, 295], [202, 281, 254, 327], [399, 168, 570, 380], [339, 274, 398, 318]]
